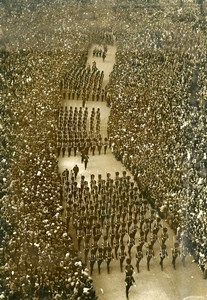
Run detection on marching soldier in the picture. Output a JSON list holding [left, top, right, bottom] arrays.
[[77, 226, 84, 251], [110, 226, 116, 247], [97, 247, 104, 274], [67, 138, 73, 157], [83, 239, 90, 264], [119, 244, 127, 272], [161, 227, 169, 246], [119, 222, 127, 244], [127, 233, 135, 258], [172, 241, 180, 270], [102, 236, 110, 259], [62, 140, 67, 157], [85, 225, 92, 244], [103, 137, 108, 154], [84, 155, 89, 170], [113, 232, 120, 260], [89, 249, 96, 276], [91, 238, 99, 256], [125, 269, 135, 300], [97, 139, 102, 155], [146, 243, 155, 271], [125, 258, 134, 276], [136, 244, 144, 273], [143, 218, 150, 242], [73, 164, 79, 179], [102, 51, 106, 62], [106, 246, 114, 274], [159, 244, 168, 271]]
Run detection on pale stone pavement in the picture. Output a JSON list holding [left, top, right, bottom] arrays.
[[58, 44, 207, 300]]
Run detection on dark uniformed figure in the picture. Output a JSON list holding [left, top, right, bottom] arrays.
[[136, 244, 144, 273], [85, 224, 92, 243], [73, 140, 77, 156], [83, 240, 90, 264], [77, 226, 84, 251], [161, 227, 169, 246], [105, 218, 111, 237], [151, 228, 158, 247], [106, 246, 114, 274], [80, 175, 85, 191], [172, 241, 180, 269], [102, 236, 109, 259], [62, 141, 66, 157], [84, 155, 89, 170], [97, 247, 104, 274], [91, 139, 96, 156], [62, 168, 69, 182], [102, 51, 106, 62], [159, 244, 168, 271], [125, 269, 135, 300], [125, 258, 134, 275], [110, 226, 115, 247], [73, 164, 79, 179], [143, 218, 150, 242], [89, 249, 96, 276], [119, 223, 127, 244], [67, 138, 73, 157], [119, 244, 127, 272], [146, 243, 155, 271], [127, 233, 135, 258], [114, 233, 120, 259], [103, 137, 108, 154], [81, 150, 86, 163]]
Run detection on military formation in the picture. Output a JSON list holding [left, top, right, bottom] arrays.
[[62, 167, 191, 298]]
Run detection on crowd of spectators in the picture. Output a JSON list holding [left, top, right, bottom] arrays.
[[0, 1, 101, 298], [106, 1, 207, 272]]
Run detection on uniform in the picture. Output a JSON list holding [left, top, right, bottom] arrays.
[[136, 244, 144, 273], [172, 246, 180, 269], [97, 248, 104, 274], [146, 244, 155, 271], [125, 269, 135, 300], [89, 250, 96, 275], [119, 245, 127, 272], [106, 247, 114, 274], [73, 164, 79, 179], [159, 244, 168, 271]]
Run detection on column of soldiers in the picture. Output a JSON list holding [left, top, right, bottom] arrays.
[[57, 106, 109, 157], [61, 170, 188, 276], [91, 29, 115, 45], [61, 63, 106, 103], [93, 44, 108, 62]]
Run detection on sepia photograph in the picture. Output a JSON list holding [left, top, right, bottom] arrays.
[[0, 0, 207, 299]]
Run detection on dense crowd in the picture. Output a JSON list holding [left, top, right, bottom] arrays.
[[0, 47, 98, 299], [0, 2, 100, 298], [106, 2, 207, 272]]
